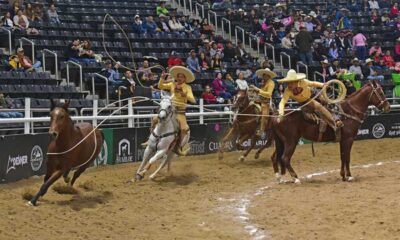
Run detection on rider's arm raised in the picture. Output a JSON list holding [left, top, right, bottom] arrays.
[[158, 76, 173, 90], [304, 79, 324, 88], [278, 89, 290, 116]]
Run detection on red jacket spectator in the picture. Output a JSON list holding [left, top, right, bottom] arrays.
[[382, 50, 395, 68], [167, 51, 183, 67], [390, 3, 399, 18], [201, 85, 217, 104]]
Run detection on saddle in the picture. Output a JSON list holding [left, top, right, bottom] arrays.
[[301, 102, 342, 142]]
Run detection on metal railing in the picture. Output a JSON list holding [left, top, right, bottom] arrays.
[[296, 61, 309, 79], [264, 43, 275, 64], [313, 71, 326, 82], [221, 18, 231, 41], [66, 61, 83, 91], [91, 73, 110, 105], [208, 10, 218, 32], [280, 52, 291, 70], [235, 26, 245, 45], [195, 2, 205, 18], [19, 37, 35, 60], [42, 49, 58, 78], [0, 27, 12, 54], [249, 34, 260, 58]]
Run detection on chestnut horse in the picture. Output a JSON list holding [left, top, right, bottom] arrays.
[[28, 100, 104, 206], [271, 80, 390, 183], [218, 90, 273, 161]]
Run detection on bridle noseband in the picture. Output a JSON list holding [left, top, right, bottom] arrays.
[[368, 81, 388, 109]]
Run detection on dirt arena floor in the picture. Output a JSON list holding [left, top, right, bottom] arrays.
[[0, 138, 399, 240]]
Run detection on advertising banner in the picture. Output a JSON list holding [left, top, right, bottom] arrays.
[[113, 128, 136, 164], [356, 114, 400, 140], [94, 128, 114, 166], [0, 134, 48, 183]]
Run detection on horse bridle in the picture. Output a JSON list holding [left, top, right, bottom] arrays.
[[157, 99, 173, 120], [368, 81, 388, 109]]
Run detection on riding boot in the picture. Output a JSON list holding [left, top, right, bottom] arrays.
[[141, 117, 158, 147], [256, 117, 266, 138], [175, 130, 190, 156]]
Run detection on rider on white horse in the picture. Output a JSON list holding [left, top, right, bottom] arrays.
[[143, 66, 196, 156]]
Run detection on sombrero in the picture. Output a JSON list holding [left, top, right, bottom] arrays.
[[277, 69, 306, 83], [169, 66, 195, 83], [256, 68, 277, 78]]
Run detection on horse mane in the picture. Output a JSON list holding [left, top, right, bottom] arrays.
[[345, 81, 371, 100]]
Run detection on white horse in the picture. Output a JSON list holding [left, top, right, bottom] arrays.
[[134, 95, 182, 180]]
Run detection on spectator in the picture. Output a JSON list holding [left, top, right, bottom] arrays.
[[281, 31, 294, 54], [236, 72, 249, 91], [235, 41, 251, 65], [157, 14, 171, 32], [16, 47, 41, 71], [47, 3, 60, 24], [344, 79, 357, 96], [377, 59, 389, 71], [66, 39, 81, 62], [324, 32, 336, 48], [167, 51, 183, 67], [156, 1, 169, 16], [261, 59, 275, 71], [328, 43, 339, 61], [132, 15, 145, 34], [369, 43, 383, 61], [348, 0, 361, 12], [352, 30, 367, 61], [101, 60, 121, 84], [382, 50, 395, 69], [199, 39, 211, 57], [390, 3, 399, 18], [33, 4, 44, 22], [304, 16, 315, 32], [13, 9, 38, 35], [223, 73, 237, 96], [168, 15, 184, 32], [200, 18, 214, 35], [295, 26, 314, 65], [143, 16, 157, 34], [369, 0, 380, 10], [313, 40, 327, 62], [294, 16, 306, 32], [395, 37, 400, 61], [201, 85, 217, 104], [121, 70, 136, 93], [138, 60, 156, 82], [212, 0, 231, 10], [329, 59, 345, 79], [311, 25, 323, 40], [24, 3, 34, 22], [198, 52, 210, 71], [336, 31, 351, 58], [320, 59, 330, 79], [211, 53, 223, 72], [222, 41, 236, 62], [9, 1, 20, 17], [371, 10, 381, 26], [8, 55, 22, 71], [364, 58, 384, 81], [0, 93, 23, 118], [210, 41, 223, 58], [181, 16, 194, 34], [212, 72, 232, 100], [186, 50, 201, 73], [349, 58, 364, 80], [78, 40, 96, 62], [1, 12, 14, 29]]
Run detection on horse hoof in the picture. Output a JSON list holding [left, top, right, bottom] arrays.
[[239, 156, 245, 162], [135, 174, 144, 181], [64, 177, 70, 184], [346, 176, 355, 182], [254, 153, 260, 159], [149, 175, 156, 180], [26, 201, 35, 207], [293, 178, 301, 184]]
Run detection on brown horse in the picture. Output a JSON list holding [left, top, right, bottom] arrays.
[[271, 80, 390, 183], [28, 100, 104, 206], [218, 90, 273, 161]]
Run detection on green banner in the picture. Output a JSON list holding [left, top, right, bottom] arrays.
[[94, 128, 114, 166]]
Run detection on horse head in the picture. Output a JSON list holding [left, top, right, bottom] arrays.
[[367, 80, 390, 113], [49, 99, 71, 140], [158, 95, 173, 122], [232, 90, 249, 111]]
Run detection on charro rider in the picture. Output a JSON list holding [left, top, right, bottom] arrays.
[[143, 66, 196, 156], [249, 68, 276, 137], [277, 69, 343, 131]]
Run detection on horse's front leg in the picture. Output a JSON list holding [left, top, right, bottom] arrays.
[[218, 127, 236, 160], [29, 170, 63, 206], [340, 137, 355, 182], [149, 154, 169, 180], [139, 149, 168, 178], [255, 131, 274, 159], [134, 146, 154, 181], [236, 133, 250, 151]]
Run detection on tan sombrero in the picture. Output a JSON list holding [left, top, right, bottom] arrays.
[[256, 68, 277, 78], [169, 66, 195, 83], [277, 69, 306, 83]]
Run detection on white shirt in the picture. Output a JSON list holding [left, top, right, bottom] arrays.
[[369, 0, 379, 10], [168, 20, 183, 31], [281, 37, 293, 49], [13, 15, 29, 29], [236, 79, 248, 90]]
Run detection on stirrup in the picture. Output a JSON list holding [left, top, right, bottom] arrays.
[[175, 145, 190, 156], [336, 120, 344, 128]]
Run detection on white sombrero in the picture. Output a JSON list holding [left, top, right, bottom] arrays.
[[277, 69, 306, 83], [169, 66, 195, 83], [256, 68, 277, 78]]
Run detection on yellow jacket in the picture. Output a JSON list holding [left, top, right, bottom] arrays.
[[158, 78, 196, 110], [279, 79, 324, 115], [259, 80, 275, 99], [8, 56, 22, 70]]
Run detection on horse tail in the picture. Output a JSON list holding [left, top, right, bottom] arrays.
[[274, 130, 286, 174]]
